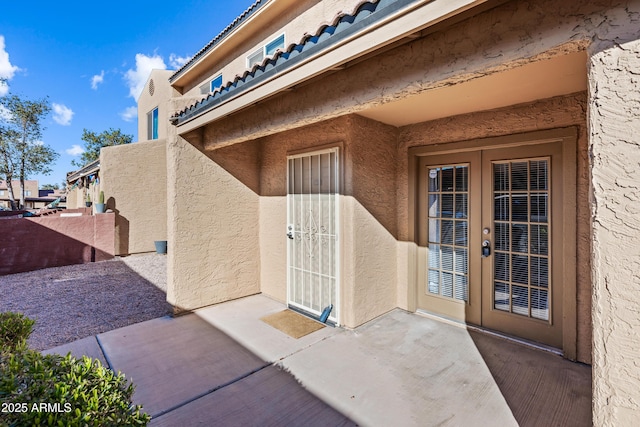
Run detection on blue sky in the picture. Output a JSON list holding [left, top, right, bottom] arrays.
[[0, 0, 255, 188]]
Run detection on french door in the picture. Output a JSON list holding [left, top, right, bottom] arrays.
[[286, 148, 339, 324], [418, 141, 567, 348]]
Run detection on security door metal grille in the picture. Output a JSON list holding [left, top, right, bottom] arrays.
[[287, 149, 339, 323], [493, 159, 551, 321]]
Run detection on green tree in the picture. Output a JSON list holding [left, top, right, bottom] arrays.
[[72, 128, 133, 168], [0, 127, 20, 209], [0, 94, 58, 210], [41, 183, 59, 190]]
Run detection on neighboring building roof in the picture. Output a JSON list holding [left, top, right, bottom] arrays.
[[67, 159, 100, 183], [172, 0, 401, 125], [169, 0, 269, 83], [39, 189, 66, 198], [0, 179, 38, 189]]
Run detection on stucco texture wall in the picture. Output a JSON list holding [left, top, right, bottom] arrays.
[[342, 116, 398, 328], [100, 139, 167, 255], [66, 187, 80, 209], [203, 115, 397, 328], [137, 69, 176, 142], [589, 37, 640, 426], [166, 136, 260, 312]]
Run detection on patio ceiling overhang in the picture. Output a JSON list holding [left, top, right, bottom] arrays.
[[357, 49, 588, 127], [173, 0, 502, 135]]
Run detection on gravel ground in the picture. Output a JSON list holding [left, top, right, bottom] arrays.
[[0, 254, 172, 351]]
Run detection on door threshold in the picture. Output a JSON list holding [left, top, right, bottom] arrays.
[[416, 310, 563, 357], [288, 305, 337, 327]]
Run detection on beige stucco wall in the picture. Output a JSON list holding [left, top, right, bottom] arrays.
[[138, 69, 176, 142], [589, 38, 640, 426], [66, 178, 98, 209], [342, 115, 398, 327], [166, 135, 260, 312], [100, 139, 167, 255], [66, 187, 79, 209], [201, 115, 397, 327]]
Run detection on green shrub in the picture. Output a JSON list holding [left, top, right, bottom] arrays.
[[0, 313, 150, 426], [0, 311, 35, 351]]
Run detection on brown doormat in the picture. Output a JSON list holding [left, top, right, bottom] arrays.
[[260, 309, 325, 339]]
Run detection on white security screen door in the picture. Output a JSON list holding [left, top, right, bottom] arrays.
[[287, 148, 339, 324]]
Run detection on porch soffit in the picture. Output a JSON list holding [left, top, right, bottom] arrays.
[[357, 50, 588, 127], [172, 0, 494, 132]]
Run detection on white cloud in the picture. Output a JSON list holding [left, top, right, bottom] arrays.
[[0, 35, 20, 96], [0, 104, 11, 121], [91, 70, 105, 90], [120, 106, 137, 122], [124, 53, 166, 100], [169, 54, 191, 69], [66, 144, 84, 156], [52, 103, 74, 126]]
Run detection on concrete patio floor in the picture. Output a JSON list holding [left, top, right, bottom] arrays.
[[45, 294, 591, 426]]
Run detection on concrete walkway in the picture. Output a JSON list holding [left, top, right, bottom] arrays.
[[45, 294, 591, 426]]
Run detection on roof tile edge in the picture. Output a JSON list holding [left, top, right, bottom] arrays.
[[170, 0, 396, 125]]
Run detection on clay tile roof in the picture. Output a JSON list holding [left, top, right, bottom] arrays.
[[172, 0, 394, 124], [170, 0, 269, 83]]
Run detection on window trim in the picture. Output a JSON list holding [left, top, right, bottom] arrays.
[[247, 49, 264, 68]]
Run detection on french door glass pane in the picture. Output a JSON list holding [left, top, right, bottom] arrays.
[[455, 166, 468, 191], [426, 164, 469, 302], [493, 159, 550, 321]]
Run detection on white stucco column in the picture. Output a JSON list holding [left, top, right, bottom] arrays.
[[589, 39, 640, 426]]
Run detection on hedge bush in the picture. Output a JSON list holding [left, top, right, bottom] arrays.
[[0, 312, 150, 426], [0, 312, 35, 351]]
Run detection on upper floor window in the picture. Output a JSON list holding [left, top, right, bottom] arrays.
[[147, 107, 159, 140], [247, 34, 285, 68], [0, 190, 4, 196], [25, 190, 31, 197], [265, 34, 285, 56], [200, 74, 224, 94]]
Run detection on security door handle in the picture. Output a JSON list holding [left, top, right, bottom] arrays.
[[287, 225, 294, 240]]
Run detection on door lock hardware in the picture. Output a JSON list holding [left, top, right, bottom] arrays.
[[482, 239, 491, 257], [287, 225, 294, 240]]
